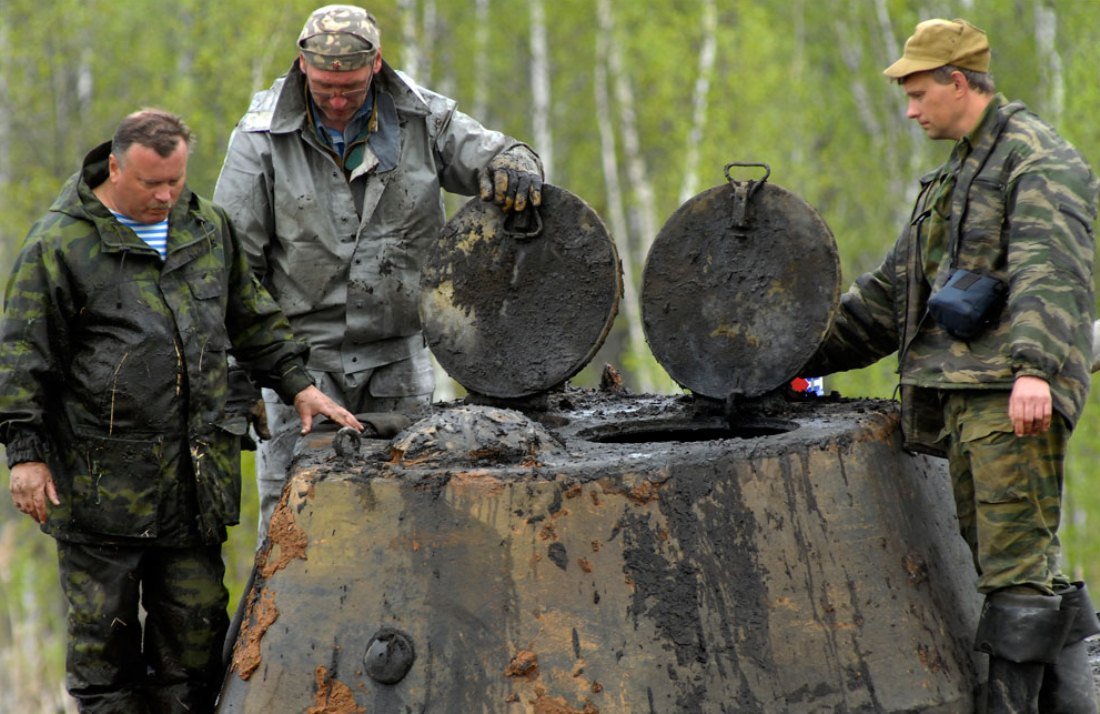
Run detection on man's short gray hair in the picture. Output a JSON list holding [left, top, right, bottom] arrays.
[[112, 109, 193, 165], [931, 64, 996, 94]]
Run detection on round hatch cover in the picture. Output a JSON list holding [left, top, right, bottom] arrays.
[[642, 165, 840, 400], [421, 185, 621, 398]]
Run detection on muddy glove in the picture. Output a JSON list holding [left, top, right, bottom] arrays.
[[226, 359, 268, 450], [249, 399, 272, 440], [478, 146, 543, 213]]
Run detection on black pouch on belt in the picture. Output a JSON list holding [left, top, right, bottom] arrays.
[[927, 269, 1007, 340]]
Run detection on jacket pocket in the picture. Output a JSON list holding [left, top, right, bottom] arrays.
[[187, 272, 232, 349], [191, 422, 243, 541], [74, 435, 164, 538], [957, 410, 1028, 503], [958, 177, 1007, 267]]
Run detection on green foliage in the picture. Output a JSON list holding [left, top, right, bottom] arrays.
[[2, 0, 1100, 704], [0, 467, 72, 712]]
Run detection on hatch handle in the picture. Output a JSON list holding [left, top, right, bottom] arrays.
[[503, 204, 544, 240], [724, 162, 770, 232]]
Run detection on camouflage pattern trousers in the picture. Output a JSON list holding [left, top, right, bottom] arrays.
[[941, 390, 1069, 595], [57, 540, 229, 713]]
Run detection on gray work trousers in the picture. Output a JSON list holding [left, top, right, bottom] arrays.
[[255, 350, 433, 543]]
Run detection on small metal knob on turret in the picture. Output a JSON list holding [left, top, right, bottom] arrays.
[[363, 627, 415, 684]]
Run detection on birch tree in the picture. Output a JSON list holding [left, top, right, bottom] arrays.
[[397, 0, 423, 80], [678, 0, 718, 204], [598, 0, 659, 259], [529, 0, 554, 180], [0, 15, 9, 265], [1033, 3, 1064, 125], [471, 0, 491, 121], [594, 19, 654, 392]]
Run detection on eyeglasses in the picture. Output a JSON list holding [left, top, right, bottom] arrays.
[[308, 82, 370, 102]]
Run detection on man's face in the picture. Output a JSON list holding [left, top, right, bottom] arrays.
[[902, 71, 967, 141], [108, 141, 188, 224], [299, 53, 382, 128]]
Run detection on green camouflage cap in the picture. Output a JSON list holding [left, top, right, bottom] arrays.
[[298, 5, 381, 71]]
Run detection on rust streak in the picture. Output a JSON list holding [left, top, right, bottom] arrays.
[[232, 589, 279, 681], [261, 497, 310, 578], [504, 650, 539, 679], [307, 665, 366, 714], [532, 693, 600, 714]]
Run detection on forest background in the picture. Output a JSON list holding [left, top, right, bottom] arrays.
[[1, 0, 1098, 710]]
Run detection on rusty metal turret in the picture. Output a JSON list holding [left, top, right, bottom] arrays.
[[216, 174, 982, 713]]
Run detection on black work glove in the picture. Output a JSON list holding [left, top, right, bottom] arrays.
[[478, 146, 543, 213], [226, 359, 269, 449]]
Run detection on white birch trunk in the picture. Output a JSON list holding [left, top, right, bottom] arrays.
[[1034, 3, 1064, 125], [398, 0, 422, 81], [77, 48, 93, 136], [472, 0, 490, 121], [832, 0, 921, 217], [678, 0, 718, 204], [0, 17, 9, 225], [423, 0, 452, 96], [598, 0, 659, 257], [529, 0, 553, 180], [595, 0, 653, 392]]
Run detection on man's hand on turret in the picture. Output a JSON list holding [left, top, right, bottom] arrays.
[[293, 385, 364, 435]]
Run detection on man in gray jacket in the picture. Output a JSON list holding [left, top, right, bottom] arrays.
[[214, 5, 543, 537]]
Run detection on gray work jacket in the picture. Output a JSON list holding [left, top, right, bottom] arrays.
[[214, 60, 534, 374]]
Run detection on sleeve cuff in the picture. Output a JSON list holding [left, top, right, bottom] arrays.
[[4, 428, 48, 468], [272, 361, 315, 404]]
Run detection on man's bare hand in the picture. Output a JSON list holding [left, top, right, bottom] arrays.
[[293, 385, 364, 435], [10, 461, 60, 524], [1008, 375, 1052, 436]]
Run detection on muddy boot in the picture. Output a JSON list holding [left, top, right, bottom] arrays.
[[1039, 582, 1100, 713], [975, 590, 1072, 714]]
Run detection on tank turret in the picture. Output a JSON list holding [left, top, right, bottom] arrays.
[[217, 171, 982, 713]]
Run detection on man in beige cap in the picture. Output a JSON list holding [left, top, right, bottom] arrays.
[[214, 6, 543, 540], [804, 18, 1099, 713]]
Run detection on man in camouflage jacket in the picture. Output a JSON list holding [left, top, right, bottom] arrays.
[[804, 20, 1100, 712], [214, 5, 544, 539], [0, 109, 360, 712]]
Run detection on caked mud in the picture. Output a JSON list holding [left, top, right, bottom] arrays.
[[218, 389, 985, 713]]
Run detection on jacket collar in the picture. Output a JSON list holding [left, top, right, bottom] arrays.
[[51, 140, 199, 254], [960, 93, 1010, 154]]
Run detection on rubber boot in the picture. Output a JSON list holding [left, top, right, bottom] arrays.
[[974, 590, 1073, 714], [1039, 582, 1100, 714]]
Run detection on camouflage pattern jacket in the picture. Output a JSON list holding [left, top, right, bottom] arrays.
[[214, 60, 538, 377], [0, 142, 314, 545], [806, 95, 1098, 455]]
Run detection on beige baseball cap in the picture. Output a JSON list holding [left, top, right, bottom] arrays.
[[883, 18, 990, 79]]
